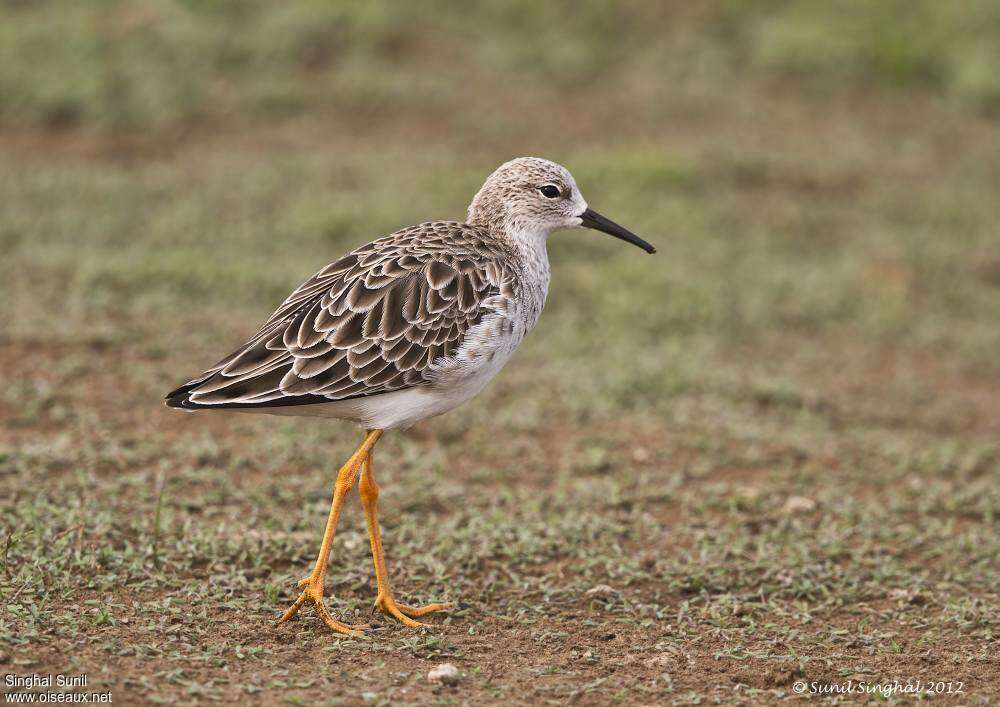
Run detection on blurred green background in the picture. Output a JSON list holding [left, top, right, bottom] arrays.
[[4, 1, 1000, 130], [2, 0, 998, 393], [2, 1, 998, 703]]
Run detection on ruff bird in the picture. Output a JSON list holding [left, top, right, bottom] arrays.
[[165, 157, 654, 635]]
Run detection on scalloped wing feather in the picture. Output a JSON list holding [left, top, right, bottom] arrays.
[[165, 222, 513, 410]]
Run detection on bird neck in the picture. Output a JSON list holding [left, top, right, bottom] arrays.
[[467, 191, 553, 270], [468, 216, 550, 262], [504, 220, 551, 254], [506, 223, 552, 300]]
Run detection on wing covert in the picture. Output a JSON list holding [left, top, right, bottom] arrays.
[[165, 223, 511, 409]]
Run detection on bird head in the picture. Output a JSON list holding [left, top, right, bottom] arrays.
[[467, 156, 655, 254]]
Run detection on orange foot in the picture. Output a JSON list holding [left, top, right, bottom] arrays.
[[279, 575, 367, 636], [372, 592, 454, 628]]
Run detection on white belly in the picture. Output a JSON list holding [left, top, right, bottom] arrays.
[[242, 349, 511, 429]]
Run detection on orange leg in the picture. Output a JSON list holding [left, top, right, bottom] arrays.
[[278, 429, 383, 635], [359, 444, 453, 627]]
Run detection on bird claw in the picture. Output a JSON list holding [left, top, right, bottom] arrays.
[[370, 592, 454, 628], [278, 575, 367, 636]]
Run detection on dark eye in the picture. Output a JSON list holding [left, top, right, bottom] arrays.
[[538, 184, 561, 199]]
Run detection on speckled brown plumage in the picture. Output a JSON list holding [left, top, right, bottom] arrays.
[[165, 222, 517, 410], [163, 156, 653, 636], [166, 156, 652, 429]]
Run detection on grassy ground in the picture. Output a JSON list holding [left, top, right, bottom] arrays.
[[2, 2, 998, 704]]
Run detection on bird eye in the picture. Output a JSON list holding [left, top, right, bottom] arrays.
[[538, 184, 561, 199]]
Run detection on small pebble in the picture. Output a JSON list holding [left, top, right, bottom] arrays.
[[427, 663, 460, 686], [781, 495, 816, 514]]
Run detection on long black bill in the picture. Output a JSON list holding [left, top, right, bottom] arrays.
[[579, 208, 656, 254]]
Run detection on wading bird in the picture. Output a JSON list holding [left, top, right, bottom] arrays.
[[165, 157, 654, 635]]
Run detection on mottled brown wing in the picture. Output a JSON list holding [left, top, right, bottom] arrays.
[[165, 223, 509, 409]]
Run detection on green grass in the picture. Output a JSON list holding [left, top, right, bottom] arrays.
[[2, 1, 999, 704], [4, 1, 1000, 131]]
